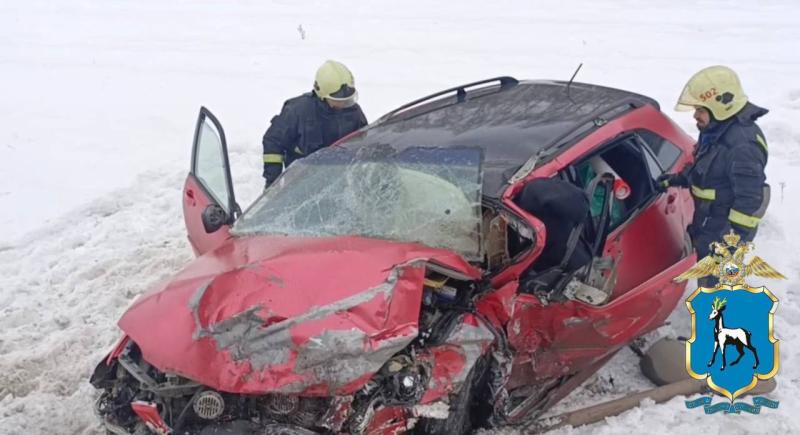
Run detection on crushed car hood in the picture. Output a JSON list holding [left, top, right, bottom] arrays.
[[118, 235, 480, 395]]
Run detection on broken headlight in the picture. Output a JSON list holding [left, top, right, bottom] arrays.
[[380, 354, 429, 405]]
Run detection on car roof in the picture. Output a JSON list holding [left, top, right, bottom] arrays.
[[347, 78, 659, 198]]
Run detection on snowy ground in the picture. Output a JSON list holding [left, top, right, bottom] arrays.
[[1, 1, 799, 434]]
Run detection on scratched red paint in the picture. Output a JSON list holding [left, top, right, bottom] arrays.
[[418, 345, 467, 404], [119, 235, 480, 395]]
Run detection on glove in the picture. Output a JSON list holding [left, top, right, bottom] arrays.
[[656, 173, 688, 192], [263, 163, 283, 190]]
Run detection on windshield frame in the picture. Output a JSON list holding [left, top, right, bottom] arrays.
[[231, 145, 484, 261]]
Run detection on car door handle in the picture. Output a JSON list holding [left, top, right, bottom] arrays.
[[185, 188, 196, 206], [665, 193, 677, 214]]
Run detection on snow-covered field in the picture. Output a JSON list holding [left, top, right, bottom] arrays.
[[1, 1, 799, 434]]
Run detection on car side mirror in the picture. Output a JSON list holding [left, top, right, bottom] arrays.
[[201, 204, 229, 233]]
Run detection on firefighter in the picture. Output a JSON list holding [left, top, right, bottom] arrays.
[[262, 60, 368, 188], [658, 66, 769, 287]]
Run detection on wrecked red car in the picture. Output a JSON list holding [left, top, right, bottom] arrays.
[[91, 77, 698, 434]]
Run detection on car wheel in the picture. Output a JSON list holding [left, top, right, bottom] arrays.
[[415, 356, 487, 435]]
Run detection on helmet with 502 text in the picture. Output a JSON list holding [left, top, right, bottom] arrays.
[[675, 65, 748, 121]]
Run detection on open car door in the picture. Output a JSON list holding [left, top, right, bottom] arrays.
[[182, 107, 240, 256]]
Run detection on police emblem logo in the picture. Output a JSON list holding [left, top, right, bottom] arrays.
[[675, 230, 783, 413]]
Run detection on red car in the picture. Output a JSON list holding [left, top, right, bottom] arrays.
[[91, 77, 697, 435]]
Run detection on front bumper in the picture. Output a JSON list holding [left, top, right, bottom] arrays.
[[94, 395, 319, 435]]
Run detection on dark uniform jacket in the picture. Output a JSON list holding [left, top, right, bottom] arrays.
[[681, 102, 769, 257], [262, 92, 367, 185]]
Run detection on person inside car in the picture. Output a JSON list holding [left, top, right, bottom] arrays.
[[658, 65, 769, 287], [262, 60, 368, 188]]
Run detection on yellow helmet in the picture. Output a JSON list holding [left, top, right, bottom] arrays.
[[675, 65, 748, 121], [313, 60, 358, 107]]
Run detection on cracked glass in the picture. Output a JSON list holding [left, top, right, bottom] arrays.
[[232, 145, 483, 260]]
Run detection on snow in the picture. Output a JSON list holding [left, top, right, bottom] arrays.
[[1, 0, 799, 434]]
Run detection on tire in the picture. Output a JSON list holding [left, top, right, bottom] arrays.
[[415, 356, 487, 435]]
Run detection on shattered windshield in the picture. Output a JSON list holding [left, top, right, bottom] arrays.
[[232, 145, 483, 260]]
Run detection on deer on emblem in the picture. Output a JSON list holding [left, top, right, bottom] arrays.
[[708, 297, 759, 370]]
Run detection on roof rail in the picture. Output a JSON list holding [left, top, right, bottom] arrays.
[[373, 76, 518, 126]]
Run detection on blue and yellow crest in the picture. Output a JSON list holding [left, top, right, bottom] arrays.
[[676, 230, 784, 412]]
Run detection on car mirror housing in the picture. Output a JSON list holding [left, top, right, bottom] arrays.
[[201, 204, 228, 234]]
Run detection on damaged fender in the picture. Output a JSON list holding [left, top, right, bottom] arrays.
[[418, 313, 495, 404], [117, 235, 480, 395]]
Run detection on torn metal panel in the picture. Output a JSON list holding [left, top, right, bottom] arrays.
[[295, 330, 414, 392], [105, 334, 130, 365], [200, 306, 293, 369], [363, 406, 407, 435], [418, 345, 466, 404], [319, 396, 354, 432], [249, 266, 402, 343], [475, 281, 518, 328], [118, 236, 476, 395], [485, 347, 514, 426], [506, 295, 546, 354], [445, 314, 495, 385], [418, 314, 495, 404], [189, 268, 404, 376], [187, 282, 211, 339]]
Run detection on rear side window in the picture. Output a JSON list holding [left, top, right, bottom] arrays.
[[638, 130, 682, 171]]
